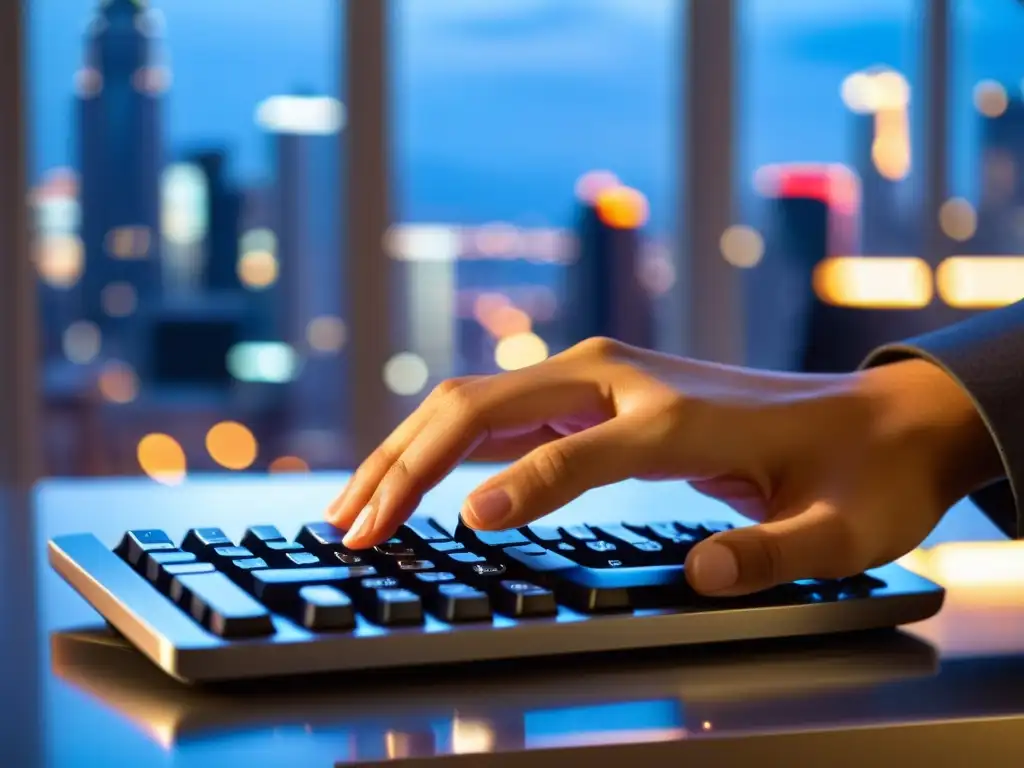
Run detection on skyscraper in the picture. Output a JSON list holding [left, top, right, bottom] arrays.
[[76, 0, 166, 359]]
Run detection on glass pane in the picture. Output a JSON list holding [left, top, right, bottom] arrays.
[[945, 0, 1024, 312], [388, 0, 681, 415], [738, 0, 928, 371], [29, 0, 348, 479]]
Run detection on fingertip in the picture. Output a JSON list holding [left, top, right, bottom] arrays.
[[685, 540, 740, 595], [462, 486, 514, 530]]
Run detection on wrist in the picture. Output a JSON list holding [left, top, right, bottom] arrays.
[[855, 357, 1004, 505]]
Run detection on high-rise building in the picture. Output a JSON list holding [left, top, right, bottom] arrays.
[[257, 93, 348, 466], [186, 150, 244, 293], [564, 179, 653, 348], [76, 0, 166, 360]]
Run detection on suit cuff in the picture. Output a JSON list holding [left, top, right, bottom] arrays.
[[858, 309, 1024, 539]]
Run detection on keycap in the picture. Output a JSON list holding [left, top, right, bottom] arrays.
[[153, 561, 215, 593], [430, 541, 465, 553], [241, 525, 286, 551], [266, 541, 304, 553], [374, 542, 417, 557], [144, 550, 200, 590], [493, 581, 557, 617], [449, 552, 486, 565], [524, 525, 563, 543], [354, 584, 423, 625], [173, 571, 275, 638], [403, 518, 452, 543], [298, 585, 355, 631], [415, 571, 457, 584], [286, 552, 321, 567], [591, 524, 663, 554], [561, 525, 596, 542], [182, 528, 234, 556], [250, 566, 377, 608], [297, 522, 346, 548], [397, 559, 434, 572], [502, 544, 576, 574], [333, 552, 365, 565], [227, 557, 269, 590], [231, 557, 269, 572], [458, 527, 531, 548], [116, 529, 176, 568], [425, 583, 492, 622], [213, 546, 253, 559], [628, 521, 699, 547]]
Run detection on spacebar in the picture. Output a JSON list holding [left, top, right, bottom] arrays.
[[177, 571, 275, 638]]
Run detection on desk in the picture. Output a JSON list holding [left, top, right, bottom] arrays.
[[5, 468, 1024, 766]]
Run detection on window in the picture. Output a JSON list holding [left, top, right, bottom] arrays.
[[29, 0, 348, 480], [387, 0, 682, 419]]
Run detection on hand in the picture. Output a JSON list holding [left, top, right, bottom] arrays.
[[325, 337, 1001, 596]]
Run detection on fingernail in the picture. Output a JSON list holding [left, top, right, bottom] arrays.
[[343, 504, 377, 546], [464, 487, 512, 526], [689, 542, 739, 593]]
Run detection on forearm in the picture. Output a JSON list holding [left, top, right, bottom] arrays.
[[859, 300, 1024, 537]]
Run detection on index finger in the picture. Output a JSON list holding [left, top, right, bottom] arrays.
[[341, 361, 614, 548]]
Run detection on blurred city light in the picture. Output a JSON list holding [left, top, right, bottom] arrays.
[[813, 256, 932, 308], [719, 225, 765, 268], [385, 224, 460, 262], [206, 421, 258, 470], [938, 198, 978, 242], [255, 95, 346, 135], [63, 321, 101, 364], [268, 456, 311, 474], [383, 352, 430, 396], [495, 332, 549, 370], [161, 164, 208, 246], [101, 281, 138, 317], [98, 360, 140, 404], [226, 342, 299, 384], [594, 185, 650, 229], [574, 170, 620, 204], [137, 433, 187, 486], [306, 315, 347, 353], [35, 234, 84, 288], [974, 79, 1009, 118], [936, 257, 1024, 308], [237, 249, 279, 289]]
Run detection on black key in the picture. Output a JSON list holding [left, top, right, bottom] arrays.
[[231, 557, 268, 572], [374, 542, 417, 557], [449, 552, 485, 565], [296, 522, 346, 548], [430, 541, 465, 553], [561, 525, 597, 542], [415, 571, 457, 585], [298, 585, 355, 631], [502, 544, 577, 574], [116, 529, 176, 568], [426, 583, 492, 622], [397, 559, 434, 572], [333, 551, 366, 565], [838, 574, 886, 597], [353, 583, 423, 625], [241, 525, 286, 551], [213, 546, 253, 559], [458, 526, 531, 549], [629, 521, 699, 547], [403, 518, 452, 543], [471, 563, 506, 577], [144, 550, 197, 587], [699, 521, 734, 536], [586, 540, 617, 553], [362, 576, 400, 590], [153, 561, 214, 593], [524, 525, 563, 543], [286, 552, 321, 567], [592, 524, 663, 553], [173, 571, 275, 638], [182, 528, 234, 556], [250, 566, 377, 608], [266, 541, 304, 553], [227, 557, 269, 589], [494, 580, 557, 617]]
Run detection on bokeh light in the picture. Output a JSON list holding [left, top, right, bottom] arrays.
[[719, 225, 765, 268], [383, 352, 430, 396], [101, 281, 138, 317], [269, 456, 311, 474], [813, 256, 932, 308], [206, 421, 258, 470], [35, 234, 84, 288], [936, 257, 1024, 309], [495, 332, 549, 371], [63, 321, 101, 364], [137, 433, 187, 486], [974, 80, 1008, 118], [237, 249, 279, 289], [98, 360, 139, 404], [306, 315, 347, 353], [938, 198, 977, 242], [594, 185, 650, 230]]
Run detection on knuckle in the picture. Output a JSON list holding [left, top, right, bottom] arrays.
[[383, 456, 413, 486], [573, 336, 623, 360], [431, 378, 464, 399], [530, 443, 574, 489]]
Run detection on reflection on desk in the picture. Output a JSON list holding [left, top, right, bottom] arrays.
[[52, 628, 939, 762]]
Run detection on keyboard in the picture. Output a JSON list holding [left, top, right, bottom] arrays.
[[48, 516, 945, 683]]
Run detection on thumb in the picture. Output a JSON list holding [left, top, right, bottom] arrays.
[[462, 417, 651, 530], [685, 502, 866, 596]]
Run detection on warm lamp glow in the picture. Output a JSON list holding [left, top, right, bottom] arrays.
[[206, 421, 258, 470], [594, 186, 649, 230], [813, 256, 932, 308], [137, 434, 187, 486], [495, 332, 549, 371], [936, 256, 1024, 308]]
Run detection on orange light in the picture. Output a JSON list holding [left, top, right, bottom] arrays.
[[494, 332, 549, 371], [137, 433, 187, 486], [269, 456, 310, 474], [813, 256, 932, 308], [98, 361, 139, 404], [594, 185, 649, 230], [481, 305, 532, 339], [205, 421, 258, 470], [936, 256, 1024, 309]]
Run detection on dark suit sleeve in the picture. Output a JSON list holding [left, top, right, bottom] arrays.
[[858, 300, 1024, 539]]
